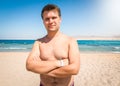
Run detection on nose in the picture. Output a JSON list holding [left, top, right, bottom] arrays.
[[49, 18, 53, 23]]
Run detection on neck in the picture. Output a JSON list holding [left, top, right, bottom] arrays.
[[46, 30, 61, 39]]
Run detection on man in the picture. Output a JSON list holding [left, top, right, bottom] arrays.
[[26, 4, 80, 86]]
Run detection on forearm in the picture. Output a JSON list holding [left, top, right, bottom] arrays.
[[26, 60, 59, 74], [45, 64, 79, 78]]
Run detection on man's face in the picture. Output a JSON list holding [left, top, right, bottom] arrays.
[[42, 9, 61, 32]]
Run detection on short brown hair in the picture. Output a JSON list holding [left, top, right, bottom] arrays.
[[41, 4, 61, 19]]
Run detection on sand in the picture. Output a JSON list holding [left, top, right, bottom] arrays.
[[0, 52, 120, 86], [75, 52, 120, 86], [0, 52, 40, 86]]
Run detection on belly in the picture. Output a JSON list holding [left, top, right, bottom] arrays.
[[40, 75, 73, 86]]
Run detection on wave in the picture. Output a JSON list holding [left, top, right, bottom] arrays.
[[0, 47, 28, 50], [112, 51, 120, 53], [113, 47, 120, 49]]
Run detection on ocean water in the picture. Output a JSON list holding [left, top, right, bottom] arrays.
[[0, 40, 120, 53], [0, 40, 34, 52], [77, 40, 120, 53]]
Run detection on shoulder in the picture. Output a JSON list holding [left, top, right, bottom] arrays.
[[62, 34, 77, 43], [61, 34, 77, 46], [35, 36, 46, 44]]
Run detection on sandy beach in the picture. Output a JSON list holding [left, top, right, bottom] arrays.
[[0, 52, 120, 86]]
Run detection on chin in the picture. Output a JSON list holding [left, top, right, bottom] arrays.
[[49, 30, 58, 32], [49, 28, 58, 31]]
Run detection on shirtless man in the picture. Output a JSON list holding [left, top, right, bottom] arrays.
[[26, 4, 80, 86]]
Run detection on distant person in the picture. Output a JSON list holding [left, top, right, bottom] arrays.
[[26, 4, 80, 86]]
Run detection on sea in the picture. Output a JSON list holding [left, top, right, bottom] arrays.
[[0, 40, 120, 53]]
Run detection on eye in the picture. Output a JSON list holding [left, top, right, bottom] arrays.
[[45, 18, 49, 21], [52, 17, 57, 19]]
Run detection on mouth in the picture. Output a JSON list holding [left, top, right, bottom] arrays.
[[48, 25, 55, 28]]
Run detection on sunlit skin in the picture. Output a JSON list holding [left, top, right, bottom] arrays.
[[43, 9, 61, 34], [26, 8, 80, 86]]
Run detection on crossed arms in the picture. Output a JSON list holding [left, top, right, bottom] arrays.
[[26, 38, 80, 78]]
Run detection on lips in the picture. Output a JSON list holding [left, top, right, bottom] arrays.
[[48, 25, 55, 28]]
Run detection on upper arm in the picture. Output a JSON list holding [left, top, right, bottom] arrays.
[[27, 40, 41, 62], [68, 38, 80, 71]]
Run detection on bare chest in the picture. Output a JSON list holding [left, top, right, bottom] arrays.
[[39, 42, 69, 60]]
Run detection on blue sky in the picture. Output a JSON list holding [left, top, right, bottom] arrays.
[[0, 0, 120, 39]]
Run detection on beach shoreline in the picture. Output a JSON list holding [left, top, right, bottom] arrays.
[[0, 52, 120, 86], [74, 36, 120, 40]]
